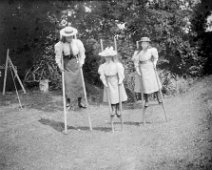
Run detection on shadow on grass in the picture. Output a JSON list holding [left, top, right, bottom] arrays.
[[123, 121, 152, 126], [38, 118, 112, 133], [123, 102, 161, 110]]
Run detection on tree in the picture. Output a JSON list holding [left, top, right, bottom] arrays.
[[191, 0, 212, 74], [0, 0, 206, 92]]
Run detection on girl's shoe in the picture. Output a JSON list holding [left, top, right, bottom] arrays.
[[115, 110, 121, 118], [144, 102, 149, 107], [78, 103, 87, 109]]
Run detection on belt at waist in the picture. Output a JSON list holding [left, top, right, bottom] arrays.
[[105, 74, 118, 78], [63, 54, 76, 60], [139, 60, 152, 64]]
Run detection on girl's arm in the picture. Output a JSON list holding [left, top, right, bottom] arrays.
[[117, 63, 125, 85], [132, 51, 141, 75], [134, 59, 141, 76], [98, 65, 108, 87], [151, 48, 159, 67], [76, 39, 86, 67]]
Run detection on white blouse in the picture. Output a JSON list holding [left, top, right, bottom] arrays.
[[133, 47, 159, 67], [54, 39, 85, 69], [98, 62, 125, 86]]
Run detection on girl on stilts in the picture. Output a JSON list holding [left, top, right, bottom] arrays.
[[98, 47, 128, 119], [133, 37, 162, 107], [54, 25, 87, 110]]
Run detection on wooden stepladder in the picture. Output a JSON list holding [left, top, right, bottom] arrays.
[[2, 49, 26, 108]]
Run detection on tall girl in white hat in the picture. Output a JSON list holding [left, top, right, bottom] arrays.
[[98, 47, 128, 118], [54, 26, 86, 109]]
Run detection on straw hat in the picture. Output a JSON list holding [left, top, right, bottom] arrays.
[[60, 26, 78, 37], [139, 37, 151, 42], [99, 47, 117, 57]]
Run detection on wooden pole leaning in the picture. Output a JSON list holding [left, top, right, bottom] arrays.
[[3, 49, 26, 95], [9, 66, 23, 109], [2, 49, 9, 95], [61, 55, 68, 134], [75, 35, 92, 131], [8, 57, 26, 94]]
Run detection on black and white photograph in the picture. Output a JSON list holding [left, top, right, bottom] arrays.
[[0, 0, 212, 169]]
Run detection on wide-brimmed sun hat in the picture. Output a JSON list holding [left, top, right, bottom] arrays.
[[138, 37, 151, 42], [99, 46, 117, 57], [60, 26, 78, 37]]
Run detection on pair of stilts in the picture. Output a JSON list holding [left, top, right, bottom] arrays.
[[62, 36, 92, 134], [106, 83, 123, 133], [141, 92, 168, 125], [140, 62, 168, 125]]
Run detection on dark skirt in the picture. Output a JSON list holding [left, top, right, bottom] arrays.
[[64, 56, 84, 104]]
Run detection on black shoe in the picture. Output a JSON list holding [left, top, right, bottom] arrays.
[[158, 101, 163, 104], [116, 110, 121, 118], [78, 104, 87, 109], [110, 114, 115, 118], [144, 102, 149, 107]]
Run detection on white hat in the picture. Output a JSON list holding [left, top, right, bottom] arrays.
[[99, 46, 117, 57], [60, 26, 78, 37], [138, 37, 151, 42]]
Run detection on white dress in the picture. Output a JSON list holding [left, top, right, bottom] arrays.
[[98, 62, 128, 104], [134, 47, 162, 94], [132, 51, 142, 93]]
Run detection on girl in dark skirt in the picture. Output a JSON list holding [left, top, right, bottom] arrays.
[[54, 26, 86, 109]]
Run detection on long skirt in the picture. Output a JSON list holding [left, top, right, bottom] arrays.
[[134, 72, 142, 93], [103, 75, 128, 104], [139, 62, 162, 94], [64, 56, 84, 104]]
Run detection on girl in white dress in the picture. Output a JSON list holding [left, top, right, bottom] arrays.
[[98, 47, 128, 117], [133, 37, 162, 107]]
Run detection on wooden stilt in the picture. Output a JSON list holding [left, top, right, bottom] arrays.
[[106, 86, 114, 133], [101, 39, 114, 133], [114, 36, 117, 51], [118, 85, 123, 130], [100, 39, 104, 51], [79, 66, 93, 131], [152, 63, 168, 122], [142, 106, 147, 125], [159, 94, 168, 122], [75, 35, 92, 131], [115, 35, 123, 131], [61, 56, 68, 134]]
